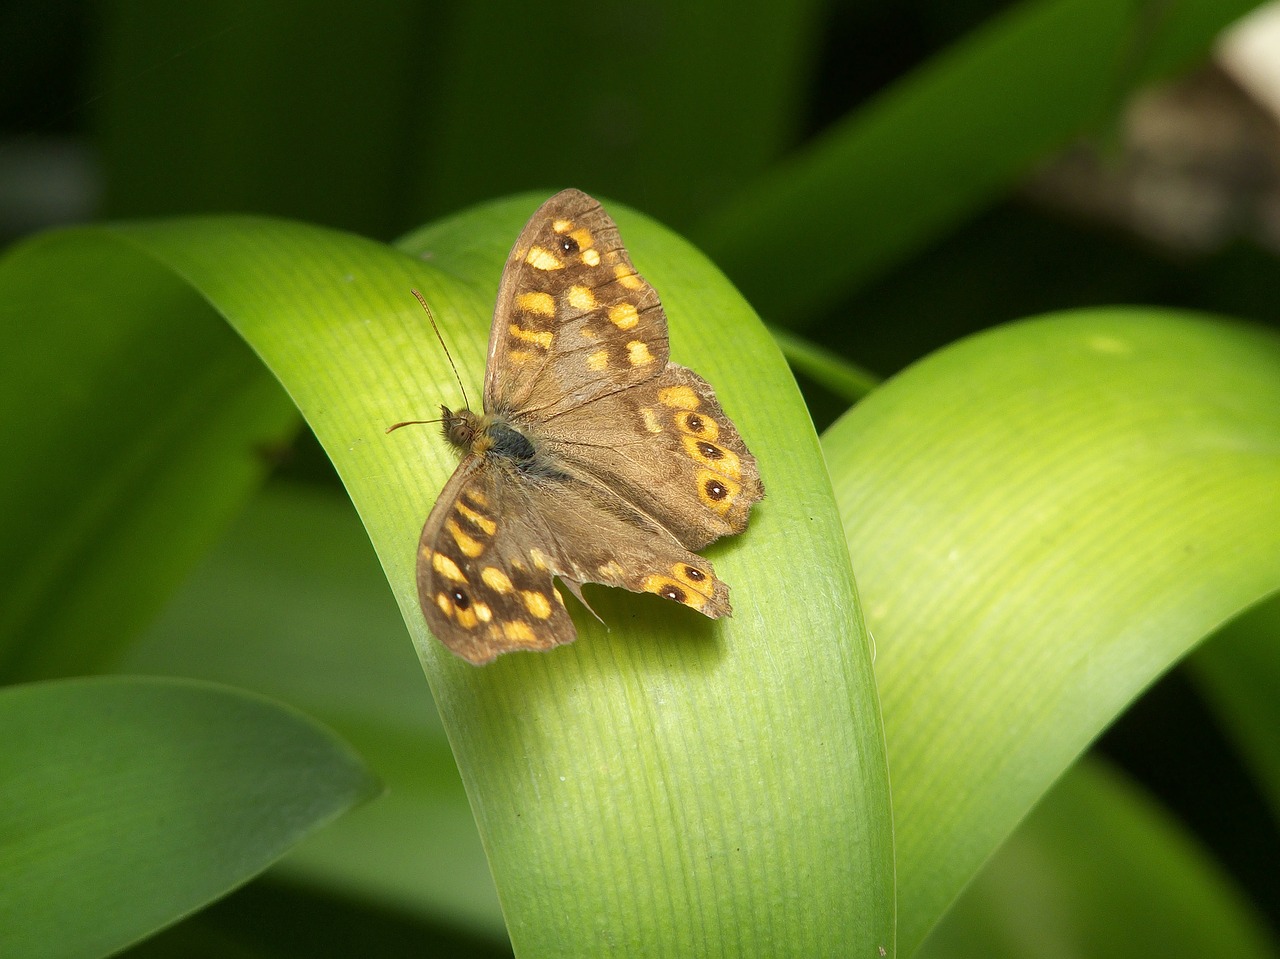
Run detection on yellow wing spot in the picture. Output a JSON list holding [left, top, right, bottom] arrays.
[[432, 552, 467, 582], [522, 590, 553, 619], [608, 303, 639, 330], [509, 323, 554, 349], [446, 519, 485, 557], [509, 349, 533, 366], [526, 246, 564, 270], [456, 500, 497, 535], [567, 285, 597, 311], [627, 340, 654, 367], [552, 218, 574, 233], [503, 620, 538, 644], [682, 435, 741, 478], [614, 265, 645, 291], [464, 489, 489, 509], [641, 574, 707, 611], [481, 567, 513, 593], [569, 228, 594, 250], [455, 606, 480, 629], [473, 602, 493, 624], [639, 407, 663, 434], [582, 248, 601, 267], [529, 548, 550, 570], [435, 592, 454, 617], [675, 409, 720, 441], [517, 291, 556, 317], [697, 470, 741, 515], [659, 385, 700, 409], [598, 560, 625, 580], [588, 350, 610, 371]]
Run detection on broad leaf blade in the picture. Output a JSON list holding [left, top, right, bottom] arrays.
[[0, 676, 376, 959], [824, 309, 1280, 953]]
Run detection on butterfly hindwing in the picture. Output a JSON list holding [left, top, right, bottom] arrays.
[[537, 363, 762, 551]]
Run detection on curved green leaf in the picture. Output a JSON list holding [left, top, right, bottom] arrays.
[[823, 309, 1280, 953], [120, 482, 505, 935], [27, 195, 894, 956], [0, 676, 376, 959], [0, 233, 298, 680], [917, 756, 1278, 959]]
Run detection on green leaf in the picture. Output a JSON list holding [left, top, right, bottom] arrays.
[[120, 482, 506, 935], [1191, 593, 1280, 821], [696, 0, 1268, 324], [917, 756, 1278, 959], [0, 231, 298, 680], [823, 309, 1280, 953], [19, 194, 893, 956], [0, 676, 377, 959]]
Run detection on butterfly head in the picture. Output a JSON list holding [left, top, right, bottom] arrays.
[[441, 404, 483, 451]]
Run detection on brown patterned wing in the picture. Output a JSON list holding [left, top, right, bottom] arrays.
[[537, 363, 764, 551], [483, 188, 671, 421], [418, 448, 736, 664], [417, 455, 576, 665]]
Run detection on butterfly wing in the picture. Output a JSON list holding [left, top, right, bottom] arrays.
[[484, 189, 671, 420], [537, 363, 763, 551], [418, 447, 735, 664], [417, 455, 576, 665]]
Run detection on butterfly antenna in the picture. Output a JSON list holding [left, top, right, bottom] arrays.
[[386, 290, 472, 434], [413, 288, 471, 412]]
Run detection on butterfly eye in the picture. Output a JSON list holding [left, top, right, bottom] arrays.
[[557, 234, 580, 255]]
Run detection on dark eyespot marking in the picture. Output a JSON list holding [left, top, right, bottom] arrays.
[[660, 584, 687, 603], [684, 566, 705, 582], [686, 413, 705, 433], [558, 234, 580, 255], [704, 479, 728, 501], [451, 588, 471, 610], [697, 442, 723, 459]]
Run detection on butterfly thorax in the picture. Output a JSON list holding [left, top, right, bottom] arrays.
[[441, 404, 538, 466]]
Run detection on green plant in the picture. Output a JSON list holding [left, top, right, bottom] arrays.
[[2, 1, 1279, 957]]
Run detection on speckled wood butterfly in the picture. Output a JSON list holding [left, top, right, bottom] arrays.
[[397, 189, 762, 664]]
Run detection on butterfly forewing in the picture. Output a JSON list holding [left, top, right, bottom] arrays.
[[485, 189, 671, 421]]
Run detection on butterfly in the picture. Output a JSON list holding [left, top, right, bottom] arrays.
[[397, 189, 762, 664]]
